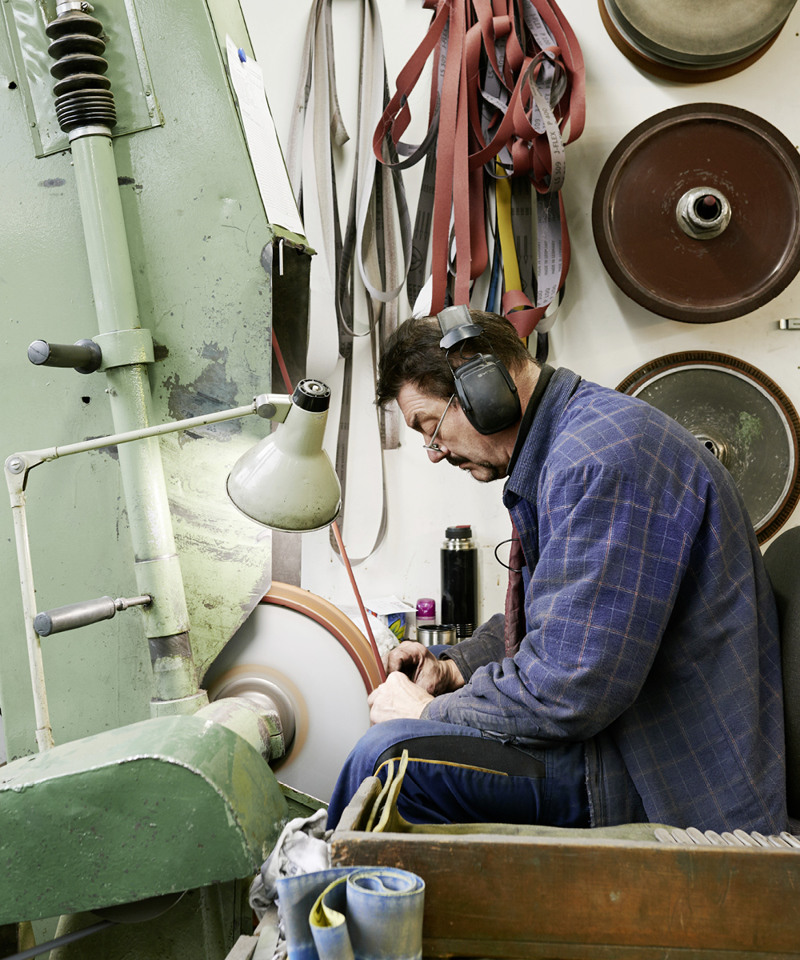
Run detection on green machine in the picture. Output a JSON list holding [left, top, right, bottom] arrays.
[[0, 0, 317, 955]]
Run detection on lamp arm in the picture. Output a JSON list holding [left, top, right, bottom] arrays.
[[6, 471, 54, 751], [4, 393, 294, 492]]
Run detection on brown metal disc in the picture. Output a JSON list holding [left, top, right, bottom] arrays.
[[598, 0, 794, 81], [617, 352, 800, 542], [593, 104, 800, 323]]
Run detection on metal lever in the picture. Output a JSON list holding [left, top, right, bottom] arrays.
[[28, 338, 102, 374], [34, 594, 152, 637]]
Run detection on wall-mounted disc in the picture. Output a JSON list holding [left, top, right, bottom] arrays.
[[598, 0, 796, 82], [617, 352, 800, 543], [593, 104, 800, 323]]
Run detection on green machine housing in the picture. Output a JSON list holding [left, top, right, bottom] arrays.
[[0, 0, 313, 955]]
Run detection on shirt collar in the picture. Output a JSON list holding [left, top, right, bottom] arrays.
[[507, 364, 556, 476], [504, 366, 583, 507]]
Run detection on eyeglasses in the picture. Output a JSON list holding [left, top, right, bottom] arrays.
[[423, 394, 455, 452]]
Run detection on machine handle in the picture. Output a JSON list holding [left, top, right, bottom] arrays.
[[28, 339, 102, 374], [34, 594, 151, 636]]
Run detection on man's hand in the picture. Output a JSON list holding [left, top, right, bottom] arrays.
[[368, 671, 434, 723], [385, 641, 465, 695]]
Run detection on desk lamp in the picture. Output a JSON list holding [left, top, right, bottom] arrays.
[[228, 379, 341, 531]]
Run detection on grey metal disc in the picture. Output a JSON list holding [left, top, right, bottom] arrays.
[[617, 352, 800, 543], [601, 0, 795, 69]]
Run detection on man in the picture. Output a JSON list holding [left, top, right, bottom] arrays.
[[326, 308, 787, 835]]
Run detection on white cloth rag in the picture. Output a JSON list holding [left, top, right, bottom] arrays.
[[250, 808, 332, 918]]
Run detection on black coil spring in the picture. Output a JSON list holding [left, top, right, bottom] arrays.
[[45, 10, 116, 133]]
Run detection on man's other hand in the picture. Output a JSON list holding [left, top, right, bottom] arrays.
[[385, 641, 465, 695]]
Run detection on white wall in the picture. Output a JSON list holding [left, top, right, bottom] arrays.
[[241, 0, 800, 627]]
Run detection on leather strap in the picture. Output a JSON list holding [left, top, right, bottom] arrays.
[[288, 0, 345, 378], [374, 0, 584, 331], [288, 0, 410, 564]]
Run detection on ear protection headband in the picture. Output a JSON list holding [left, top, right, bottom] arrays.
[[437, 305, 521, 435]]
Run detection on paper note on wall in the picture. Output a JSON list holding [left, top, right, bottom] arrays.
[[225, 36, 305, 238]]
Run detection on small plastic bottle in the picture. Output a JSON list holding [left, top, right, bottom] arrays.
[[415, 598, 436, 640]]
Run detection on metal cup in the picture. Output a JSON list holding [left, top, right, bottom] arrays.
[[417, 624, 457, 646]]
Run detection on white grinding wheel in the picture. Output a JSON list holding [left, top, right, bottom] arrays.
[[204, 583, 382, 804]]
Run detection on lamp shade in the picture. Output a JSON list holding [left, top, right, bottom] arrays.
[[227, 380, 341, 532]]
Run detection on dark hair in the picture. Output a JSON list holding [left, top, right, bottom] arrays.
[[376, 310, 536, 407]]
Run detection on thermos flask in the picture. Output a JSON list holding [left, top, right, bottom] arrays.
[[441, 525, 478, 640]]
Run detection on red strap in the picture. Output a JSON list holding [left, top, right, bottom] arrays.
[[372, 0, 448, 166], [374, 0, 585, 317]]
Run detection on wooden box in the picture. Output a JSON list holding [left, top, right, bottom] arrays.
[[330, 777, 800, 959]]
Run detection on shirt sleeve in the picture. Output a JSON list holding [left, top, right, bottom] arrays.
[[424, 462, 697, 741], [437, 612, 506, 680]]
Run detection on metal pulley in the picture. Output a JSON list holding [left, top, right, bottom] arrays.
[[598, 0, 797, 81], [593, 103, 800, 323], [617, 352, 800, 543]]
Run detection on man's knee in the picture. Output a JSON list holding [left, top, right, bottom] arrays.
[[348, 719, 419, 774]]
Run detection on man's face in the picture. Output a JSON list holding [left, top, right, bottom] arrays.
[[396, 383, 510, 483]]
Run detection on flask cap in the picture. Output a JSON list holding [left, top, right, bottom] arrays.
[[416, 597, 436, 618], [445, 525, 473, 539]]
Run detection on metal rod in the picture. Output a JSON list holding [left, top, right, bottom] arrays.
[[6, 479, 53, 751], [69, 132, 204, 708], [34, 594, 152, 637], [6, 392, 289, 471], [22, 401, 261, 467]]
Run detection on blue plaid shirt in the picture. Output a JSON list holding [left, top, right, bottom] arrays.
[[425, 367, 787, 833]]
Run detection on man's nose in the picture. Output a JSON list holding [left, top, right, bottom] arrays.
[[426, 444, 448, 463]]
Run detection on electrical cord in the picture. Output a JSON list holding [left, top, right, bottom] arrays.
[[494, 537, 523, 573], [2, 920, 114, 960], [331, 520, 387, 684]]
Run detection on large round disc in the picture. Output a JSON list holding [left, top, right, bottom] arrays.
[[204, 583, 381, 804], [598, 0, 794, 80], [617, 352, 800, 542], [593, 104, 800, 322]]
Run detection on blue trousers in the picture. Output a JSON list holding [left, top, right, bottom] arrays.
[[327, 719, 589, 830]]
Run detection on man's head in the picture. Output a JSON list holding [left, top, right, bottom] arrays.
[[377, 310, 539, 482], [376, 309, 534, 407]]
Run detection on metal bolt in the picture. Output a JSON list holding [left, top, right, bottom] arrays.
[[695, 433, 729, 467], [6, 457, 25, 474], [676, 186, 731, 240]]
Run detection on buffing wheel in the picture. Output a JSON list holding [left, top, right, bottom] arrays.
[[593, 103, 800, 322], [617, 352, 800, 543], [204, 582, 381, 803], [598, 0, 795, 81]]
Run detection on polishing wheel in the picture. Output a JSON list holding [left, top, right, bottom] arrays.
[[593, 103, 800, 322], [598, 0, 796, 81], [618, 352, 800, 543], [203, 583, 381, 804]]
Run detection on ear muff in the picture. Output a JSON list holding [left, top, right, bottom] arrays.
[[437, 306, 521, 435]]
